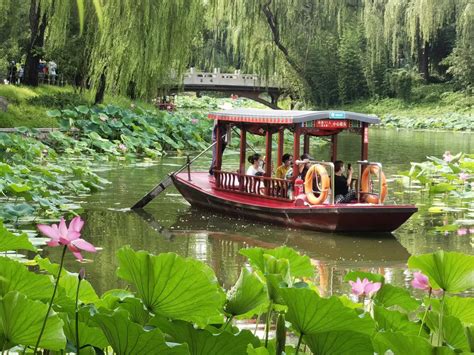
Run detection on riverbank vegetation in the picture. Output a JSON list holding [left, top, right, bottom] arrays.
[[1, 225, 473, 354], [1, 1, 472, 120]]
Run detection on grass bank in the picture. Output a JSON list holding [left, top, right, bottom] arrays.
[[0, 83, 472, 130], [343, 84, 473, 131]]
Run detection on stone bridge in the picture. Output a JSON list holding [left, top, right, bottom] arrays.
[[171, 68, 286, 109]]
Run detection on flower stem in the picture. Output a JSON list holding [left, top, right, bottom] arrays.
[[438, 291, 446, 346], [221, 315, 234, 333], [295, 332, 304, 355], [75, 276, 83, 354], [34, 245, 67, 354], [265, 301, 273, 347], [418, 290, 432, 336]]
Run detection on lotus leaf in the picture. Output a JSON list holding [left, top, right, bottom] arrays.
[[374, 306, 424, 336], [117, 247, 225, 326], [0, 257, 53, 300], [304, 331, 373, 355], [225, 267, 268, 318], [93, 309, 187, 354], [152, 318, 260, 355], [0, 221, 36, 252], [373, 332, 433, 355], [59, 313, 108, 351], [408, 251, 474, 292], [240, 246, 314, 278], [425, 313, 470, 352], [280, 288, 375, 336], [0, 291, 66, 351], [374, 284, 420, 312]]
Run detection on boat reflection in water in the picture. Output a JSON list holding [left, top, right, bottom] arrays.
[[134, 208, 411, 296]]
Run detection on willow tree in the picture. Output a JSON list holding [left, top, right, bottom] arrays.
[[88, 1, 205, 102]]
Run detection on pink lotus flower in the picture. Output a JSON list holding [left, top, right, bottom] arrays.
[[118, 143, 127, 152], [443, 151, 452, 162], [412, 272, 430, 291], [349, 277, 381, 297], [457, 228, 468, 236], [37, 216, 96, 261], [459, 172, 469, 181], [191, 118, 198, 124]]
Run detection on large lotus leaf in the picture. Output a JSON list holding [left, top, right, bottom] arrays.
[[152, 317, 260, 355], [225, 268, 268, 318], [408, 251, 474, 292], [36, 257, 98, 305], [374, 306, 424, 336], [374, 284, 420, 312], [0, 291, 66, 351], [425, 312, 470, 352], [0, 257, 53, 300], [240, 247, 314, 278], [343, 271, 384, 283], [93, 309, 188, 355], [59, 313, 108, 351], [246, 344, 270, 354], [0, 221, 36, 252], [445, 297, 474, 326], [373, 332, 433, 355], [117, 247, 225, 326], [116, 297, 152, 326], [280, 288, 375, 336], [304, 331, 373, 355], [94, 289, 135, 310]]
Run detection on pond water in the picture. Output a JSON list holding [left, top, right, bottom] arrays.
[[49, 128, 473, 296]]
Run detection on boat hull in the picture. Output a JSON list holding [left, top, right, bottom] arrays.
[[172, 173, 417, 233]]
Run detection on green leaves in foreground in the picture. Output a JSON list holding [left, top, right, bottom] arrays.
[[225, 267, 268, 318], [0, 221, 36, 252], [117, 246, 225, 326], [280, 288, 375, 354], [93, 309, 188, 355], [408, 251, 474, 292], [0, 291, 66, 351]]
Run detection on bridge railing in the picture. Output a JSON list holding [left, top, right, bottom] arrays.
[[214, 170, 292, 201], [183, 69, 279, 88]]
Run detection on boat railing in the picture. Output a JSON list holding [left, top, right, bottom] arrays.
[[357, 161, 384, 205], [214, 170, 293, 201]]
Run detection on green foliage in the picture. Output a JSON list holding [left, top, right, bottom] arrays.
[[0, 220, 36, 252], [0, 234, 473, 354], [387, 68, 421, 101], [116, 246, 226, 327], [408, 251, 474, 292], [27, 92, 89, 109]]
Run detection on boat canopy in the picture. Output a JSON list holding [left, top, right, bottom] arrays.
[[208, 108, 380, 125]]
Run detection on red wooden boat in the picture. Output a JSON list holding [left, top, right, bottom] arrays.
[[171, 109, 417, 233]]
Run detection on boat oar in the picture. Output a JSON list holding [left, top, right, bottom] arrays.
[[131, 139, 218, 209]]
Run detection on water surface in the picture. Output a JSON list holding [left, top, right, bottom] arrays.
[[49, 128, 473, 295]]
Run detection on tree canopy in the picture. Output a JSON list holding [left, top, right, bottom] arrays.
[[0, 0, 472, 105]]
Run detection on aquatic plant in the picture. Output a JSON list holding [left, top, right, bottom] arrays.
[[397, 152, 474, 235], [0, 221, 472, 354]]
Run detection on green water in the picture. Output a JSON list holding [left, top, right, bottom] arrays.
[[49, 128, 473, 295]]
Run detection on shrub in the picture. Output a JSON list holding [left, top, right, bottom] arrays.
[[27, 92, 89, 109]]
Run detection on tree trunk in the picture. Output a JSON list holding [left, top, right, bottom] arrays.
[[24, 0, 47, 86], [94, 72, 106, 104], [418, 41, 430, 82], [260, 0, 316, 93]]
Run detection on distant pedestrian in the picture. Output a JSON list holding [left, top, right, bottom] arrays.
[[48, 60, 57, 84], [18, 65, 24, 84], [7, 61, 17, 84]]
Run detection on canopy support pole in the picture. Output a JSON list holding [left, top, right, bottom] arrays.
[[265, 129, 272, 177], [292, 126, 301, 180], [239, 126, 247, 175], [361, 123, 368, 161], [303, 134, 310, 155], [331, 134, 338, 162], [277, 129, 284, 167]]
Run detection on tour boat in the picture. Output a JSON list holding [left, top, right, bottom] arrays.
[[171, 109, 417, 233]]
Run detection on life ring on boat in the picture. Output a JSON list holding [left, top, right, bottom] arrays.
[[304, 164, 330, 205], [360, 165, 388, 203]]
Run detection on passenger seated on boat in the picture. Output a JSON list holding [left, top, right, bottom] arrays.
[[276, 153, 293, 179], [247, 153, 265, 176], [298, 153, 313, 180], [334, 160, 356, 203]]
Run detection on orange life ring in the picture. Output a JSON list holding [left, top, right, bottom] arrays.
[[361, 165, 388, 203], [304, 164, 330, 205]]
